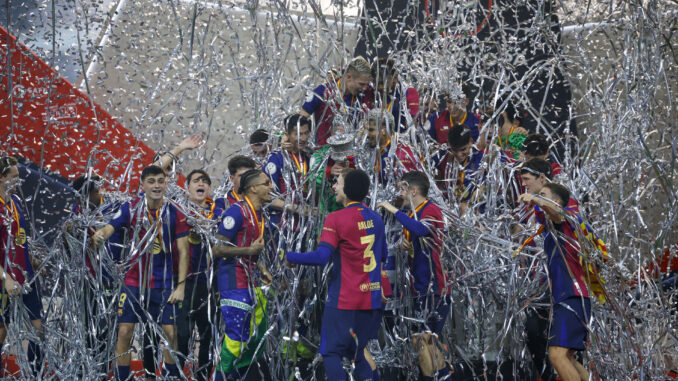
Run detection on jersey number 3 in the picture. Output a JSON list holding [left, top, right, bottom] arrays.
[[361, 234, 376, 272]]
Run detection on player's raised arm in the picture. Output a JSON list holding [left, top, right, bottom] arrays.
[[153, 133, 205, 173]]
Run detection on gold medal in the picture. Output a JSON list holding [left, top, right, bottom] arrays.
[[188, 229, 202, 245], [15, 227, 26, 246], [152, 235, 162, 255]]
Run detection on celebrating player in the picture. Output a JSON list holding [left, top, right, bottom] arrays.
[[212, 169, 273, 380], [285, 169, 387, 381], [94, 165, 190, 380]]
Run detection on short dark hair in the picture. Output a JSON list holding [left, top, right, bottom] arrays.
[[249, 129, 269, 145], [523, 133, 549, 157], [543, 182, 570, 208], [73, 174, 102, 195], [238, 169, 264, 194], [447, 124, 472, 149], [461, 83, 472, 101], [228, 155, 257, 175], [0, 156, 18, 177], [371, 57, 397, 80], [401, 171, 430, 197], [141, 165, 165, 181], [343, 169, 370, 202], [519, 158, 552, 180], [502, 97, 525, 125], [284, 114, 312, 135], [186, 169, 211, 186]]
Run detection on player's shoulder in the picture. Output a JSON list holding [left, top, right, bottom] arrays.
[[221, 203, 244, 229]]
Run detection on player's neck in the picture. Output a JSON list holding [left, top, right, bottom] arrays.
[[411, 195, 427, 208], [145, 195, 163, 210], [191, 197, 208, 208], [0, 184, 7, 201], [246, 194, 263, 211], [343, 199, 360, 207]]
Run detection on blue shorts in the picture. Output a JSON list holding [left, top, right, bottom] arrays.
[[117, 286, 175, 325], [320, 306, 382, 357], [414, 294, 451, 335], [549, 297, 591, 350], [0, 286, 42, 323]]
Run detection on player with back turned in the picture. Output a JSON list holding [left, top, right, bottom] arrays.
[[285, 169, 387, 381]]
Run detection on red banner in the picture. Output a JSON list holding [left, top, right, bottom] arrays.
[[0, 26, 155, 192]]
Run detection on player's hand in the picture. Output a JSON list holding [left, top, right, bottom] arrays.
[[168, 285, 185, 304], [280, 135, 292, 151], [399, 239, 413, 251], [3, 276, 20, 297], [518, 193, 535, 205], [330, 161, 347, 176], [93, 230, 105, 246], [258, 263, 273, 286], [284, 258, 297, 268], [177, 133, 205, 152], [248, 236, 265, 256], [377, 202, 398, 214]]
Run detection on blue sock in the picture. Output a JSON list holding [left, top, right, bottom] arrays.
[[164, 362, 179, 377], [116, 365, 130, 381], [322, 353, 346, 381], [372, 368, 381, 381]]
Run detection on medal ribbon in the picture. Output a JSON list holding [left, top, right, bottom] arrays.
[[0, 195, 21, 244], [147, 207, 162, 253], [244, 196, 264, 239], [403, 200, 428, 242], [290, 153, 307, 176]]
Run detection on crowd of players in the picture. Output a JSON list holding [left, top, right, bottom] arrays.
[[0, 56, 608, 381]]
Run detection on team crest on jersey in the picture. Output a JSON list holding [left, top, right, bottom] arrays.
[[304, 91, 315, 104], [188, 229, 202, 245], [223, 216, 236, 230], [265, 162, 277, 176], [15, 227, 26, 246]]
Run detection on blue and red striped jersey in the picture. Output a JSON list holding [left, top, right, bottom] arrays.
[[186, 199, 223, 283], [537, 207, 590, 303], [108, 197, 189, 289], [319, 202, 387, 310], [395, 200, 449, 296], [216, 200, 264, 291], [0, 194, 34, 286]]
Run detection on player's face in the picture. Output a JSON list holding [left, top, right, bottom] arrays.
[[446, 96, 467, 119], [422, 94, 437, 115], [1, 166, 20, 194], [520, 173, 545, 194], [250, 173, 273, 203], [538, 187, 562, 208], [451, 141, 472, 163], [142, 173, 167, 202], [376, 74, 396, 93], [333, 174, 346, 204], [88, 187, 102, 206], [398, 182, 414, 201], [346, 73, 370, 95], [251, 143, 269, 158], [231, 167, 253, 194], [187, 174, 212, 203], [366, 121, 388, 148], [286, 124, 311, 152]]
